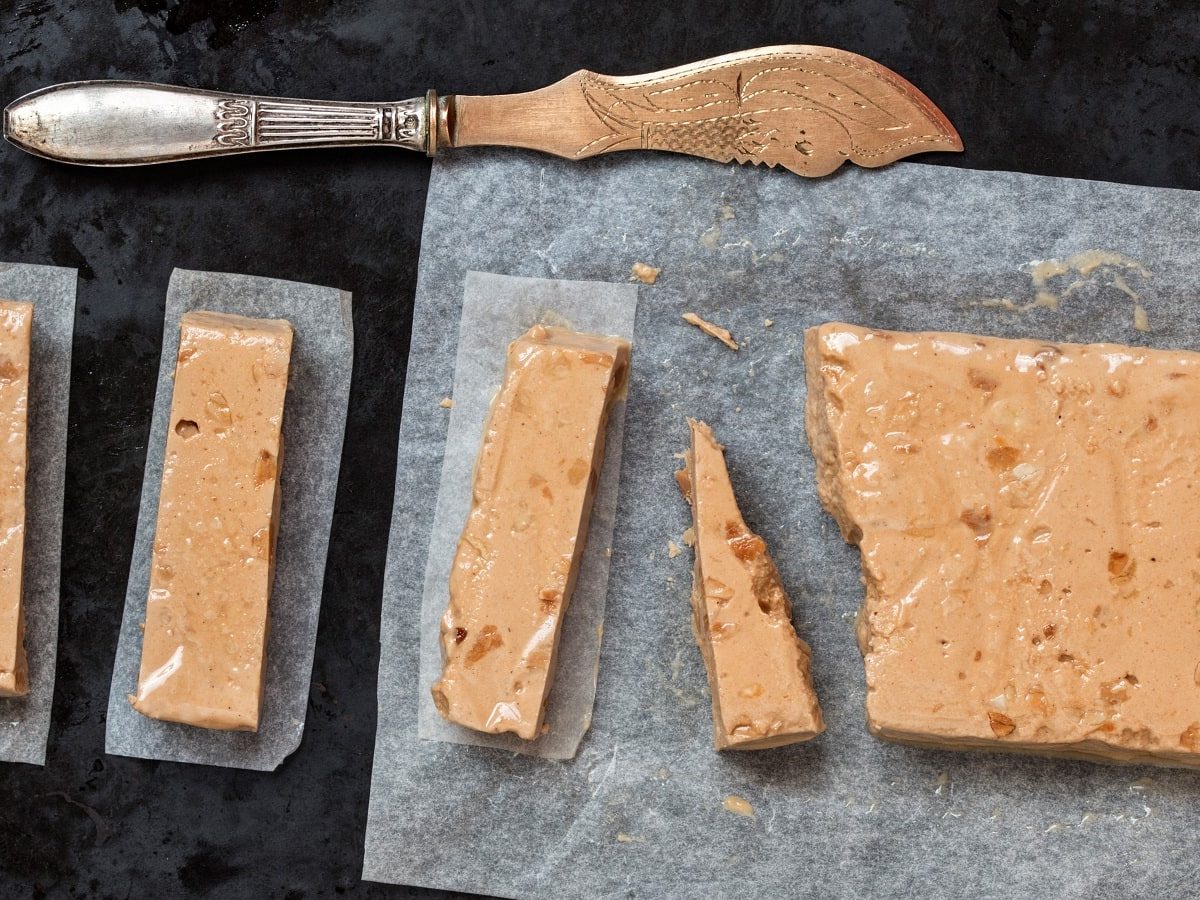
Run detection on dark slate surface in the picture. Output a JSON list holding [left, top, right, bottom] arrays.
[[0, 1, 1197, 897]]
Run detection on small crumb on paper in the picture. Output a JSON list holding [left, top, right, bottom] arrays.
[[1134, 304, 1150, 331], [439, 397, 454, 408], [681, 526, 695, 548], [616, 832, 640, 843], [723, 795, 754, 817], [605, 547, 612, 558], [978, 297, 1018, 310], [668, 540, 681, 558], [631, 262, 661, 284], [682, 312, 738, 351], [763, 318, 774, 327]]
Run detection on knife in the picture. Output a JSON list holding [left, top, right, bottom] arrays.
[[3, 45, 961, 176]]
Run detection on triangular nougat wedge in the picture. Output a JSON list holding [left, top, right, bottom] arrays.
[[678, 419, 824, 750]]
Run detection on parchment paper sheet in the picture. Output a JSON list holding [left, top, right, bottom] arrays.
[[0, 263, 75, 767], [414, 272, 636, 759], [105, 268, 351, 771], [366, 152, 1200, 898]]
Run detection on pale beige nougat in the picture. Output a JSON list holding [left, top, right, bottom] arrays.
[[432, 325, 629, 740], [131, 311, 292, 731], [806, 322, 1200, 767], [0, 301, 32, 698], [677, 419, 823, 750]]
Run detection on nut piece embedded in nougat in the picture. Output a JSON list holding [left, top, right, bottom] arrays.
[[432, 325, 630, 739], [678, 419, 824, 750], [806, 321, 1200, 768], [130, 311, 293, 731], [0, 301, 32, 698]]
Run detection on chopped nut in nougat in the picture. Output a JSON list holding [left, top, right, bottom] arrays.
[[806, 322, 1200, 768], [0, 301, 32, 698], [131, 311, 292, 731], [432, 325, 630, 740], [678, 419, 823, 750]]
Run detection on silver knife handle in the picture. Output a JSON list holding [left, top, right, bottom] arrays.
[[3, 81, 438, 166]]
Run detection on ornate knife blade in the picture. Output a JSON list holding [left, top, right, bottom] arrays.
[[4, 45, 961, 175]]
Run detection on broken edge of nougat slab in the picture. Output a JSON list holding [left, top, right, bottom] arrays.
[[432, 325, 630, 740], [804, 321, 1200, 768], [676, 419, 824, 750], [0, 301, 32, 698], [130, 310, 293, 731]]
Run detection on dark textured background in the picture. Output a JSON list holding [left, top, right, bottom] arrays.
[[0, 1, 1197, 897]]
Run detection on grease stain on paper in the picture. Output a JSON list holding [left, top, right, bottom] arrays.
[[973, 249, 1152, 331], [665, 647, 699, 709]]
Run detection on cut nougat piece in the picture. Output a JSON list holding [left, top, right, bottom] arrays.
[[131, 311, 292, 731], [432, 325, 629, 739], [806, 321, 1200, 768], [0, 301, 32, 698], [677, 419, 824, 750]]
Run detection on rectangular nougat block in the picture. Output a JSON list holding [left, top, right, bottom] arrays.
[[0, 301, 32, 698], [432, 325, 629, 740], [131, 311, 292, 731]]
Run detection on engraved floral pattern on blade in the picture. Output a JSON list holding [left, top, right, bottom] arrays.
[[577, 51, 960, 176]]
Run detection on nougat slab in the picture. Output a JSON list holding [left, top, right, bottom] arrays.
[[677, 420, 823, 750], [432, 325, 629, 739], [805, 321, 1200, 767], [0, 301, 32, 698], [131, 311, 292, 731]]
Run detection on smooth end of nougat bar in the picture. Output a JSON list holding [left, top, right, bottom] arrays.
[[0, 654, 27, 698], [180, 309, 294, 341], [129, 693, 259, 732], [0, 606, 29, 699]]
